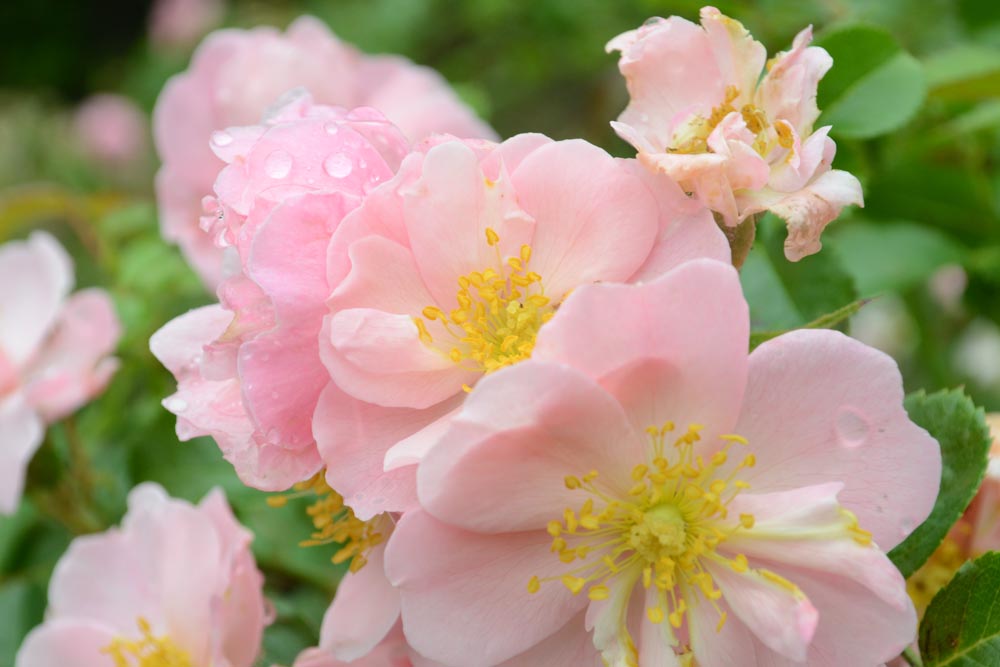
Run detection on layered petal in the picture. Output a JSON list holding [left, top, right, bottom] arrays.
[[533, 259, 748, 440], [23, 289, 121, 422], [0, 392, 43, 514], [386, 511, 588, 667], [0, 232, 72, 366], [736, 329, 940, 551], [418, 362, 643, 533], [319, 542, 400, 661]]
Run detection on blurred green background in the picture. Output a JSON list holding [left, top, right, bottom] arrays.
[[2, 0, 1000, 664]]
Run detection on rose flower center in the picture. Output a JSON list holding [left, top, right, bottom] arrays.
[[103, 618, 192, 667], [529, 424, 762, 634], [414, 228, 554, 376]]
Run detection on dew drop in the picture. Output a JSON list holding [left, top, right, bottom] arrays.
[[211, 130, 233, 147], [265, 150, 293, 179], [835, 406, 870, 449], [323, 153, 353, 178], [324, 122, 340, 136]]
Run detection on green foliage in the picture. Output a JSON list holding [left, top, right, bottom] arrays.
[[889, 389, 991, 578], [831, 220, 966, 296], [920, 552, 1000, 666], [815, 25, 926, 139], [741, 214, 858, 331]]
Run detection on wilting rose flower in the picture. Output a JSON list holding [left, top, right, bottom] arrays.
[[73, 94, 148, 166], [16, 483, 268, 667], [152, 97, 410, 490], [907, 413, 1000, 616], [384, 259, 939, 666], [154, 15, 496, 288], [315, 134, 729, 519], [608, 6, 863, 261], [0, 232, 120, 514]]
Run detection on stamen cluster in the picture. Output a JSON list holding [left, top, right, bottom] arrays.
[[415, 228, 553, 375], [268, 473, 384, 573], [530, 424, 760, 635], [102, 618, 192, 667]]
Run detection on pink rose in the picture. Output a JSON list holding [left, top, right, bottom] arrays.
[[73, 94, 148, 166], [608, 7, 863, 260], [0, 232, 120, 514], [148, 0, 223, 50], [315, 134, 729, 520], [154, 16, 496, 288], [16, 483, 269, 667], [385, 259, 939, 666], [152, 97, 411, 491]]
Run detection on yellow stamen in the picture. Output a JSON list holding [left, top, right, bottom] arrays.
[[103, 618, 192, 667], [414, 230, 553, 374], [270, 473, 383, 573]]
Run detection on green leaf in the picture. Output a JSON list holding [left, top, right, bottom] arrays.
[[749, 298, 870, 350], [830, 220, 966, 296], [815, 24, 926, 139], [925, 45, 1000, 102], [888, 389, 990, 578], [740, 214, 858, 331], [919, 552, 1000, 666]]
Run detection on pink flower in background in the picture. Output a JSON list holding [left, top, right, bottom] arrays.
[[0, 232, 120, 514], [148, 0, 224, 50], [16, 483, 268, 667], [608, 6, 863, 260], [316, 133, 729, 519], [154, 15, 496, 288], [73, 94, 148, 165], [385, 259, 939, 666], [152, 97, 410, 491]]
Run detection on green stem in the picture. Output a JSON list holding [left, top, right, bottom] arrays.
[[902, 646, 924, 666]]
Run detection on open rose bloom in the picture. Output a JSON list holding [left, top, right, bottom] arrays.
[[154, 15, 496, 288], [608, 7, 863, 260], [385, 260, 940, 666], [16, 483, 268, 667], [315, 133, 729, 519], [0, 232, 120, 514]]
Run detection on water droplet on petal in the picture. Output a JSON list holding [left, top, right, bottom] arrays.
[[211, 130, 233, 147], [835, 406, 870, 449], [265, 150, 293, 179], [323, 153, 353, 178], [324, 122, 340, 136]]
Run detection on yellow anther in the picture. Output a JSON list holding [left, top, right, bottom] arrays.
[[647, 607, 665, 624], [485, 227, 500, 246], [103, 617, 193, 667], [716, 611, 728, 632], [589, 585, 610, 601], [565, 475, 581, 490], [739, 513, 755, 529], [527, 576, 541, 594], [731, 554, 749, 573], [741, 453, 756, 468], [561, 575, 587, 595]]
